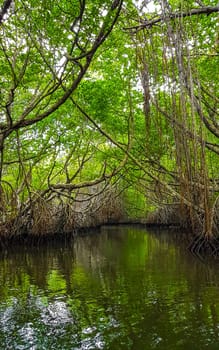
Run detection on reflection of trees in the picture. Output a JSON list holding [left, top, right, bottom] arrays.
[[0, 241, 76, 295], [71, 227, 219, 348], [1, 227, 219, 347]]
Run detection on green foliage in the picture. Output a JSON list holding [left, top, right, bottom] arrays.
[[0, 0, 219, 232]]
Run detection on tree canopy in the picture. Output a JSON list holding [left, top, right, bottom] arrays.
[[0, 0, 219, 251]]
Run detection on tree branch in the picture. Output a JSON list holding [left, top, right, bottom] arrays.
[[125, 6, 219, 32], [0, 0, 13, 24], [5, 0, 123, 136]]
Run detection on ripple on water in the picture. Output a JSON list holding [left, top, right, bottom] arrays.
[[76, 332, 105, 350], [41, 300, 73, 326]]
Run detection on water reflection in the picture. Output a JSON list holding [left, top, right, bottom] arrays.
[[1, 226, 219, 349]]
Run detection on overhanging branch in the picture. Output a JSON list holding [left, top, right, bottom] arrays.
[[125, 6, 219, 32]]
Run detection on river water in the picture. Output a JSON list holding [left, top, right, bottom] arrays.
[[1, 226, 219, 349]]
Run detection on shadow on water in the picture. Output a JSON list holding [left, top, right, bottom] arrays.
[[1, 225, 219, 349]]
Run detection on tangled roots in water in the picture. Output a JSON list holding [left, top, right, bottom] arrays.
[[188, 235, 219, 259]]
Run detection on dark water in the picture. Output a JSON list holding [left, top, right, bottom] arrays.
[[1, 226, 219, 350]]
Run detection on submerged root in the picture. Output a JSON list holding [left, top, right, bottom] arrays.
[[188, 235, 219, 258]]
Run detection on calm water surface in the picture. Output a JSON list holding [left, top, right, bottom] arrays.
[[1, 226, 219, 349]]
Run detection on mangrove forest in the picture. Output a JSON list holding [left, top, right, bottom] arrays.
[[0, 0, 219, 255]]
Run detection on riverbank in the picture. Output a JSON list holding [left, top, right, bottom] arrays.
[[0, 198, 218, 257], [0, 218, 184, 250]]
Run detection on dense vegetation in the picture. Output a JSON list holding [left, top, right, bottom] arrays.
[[0, 0, 219, 253]]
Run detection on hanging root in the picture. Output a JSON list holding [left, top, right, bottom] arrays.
[[188, 234, 219, 258]]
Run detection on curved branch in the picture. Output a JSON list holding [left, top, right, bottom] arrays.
[[5, 0, 123, 136]]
